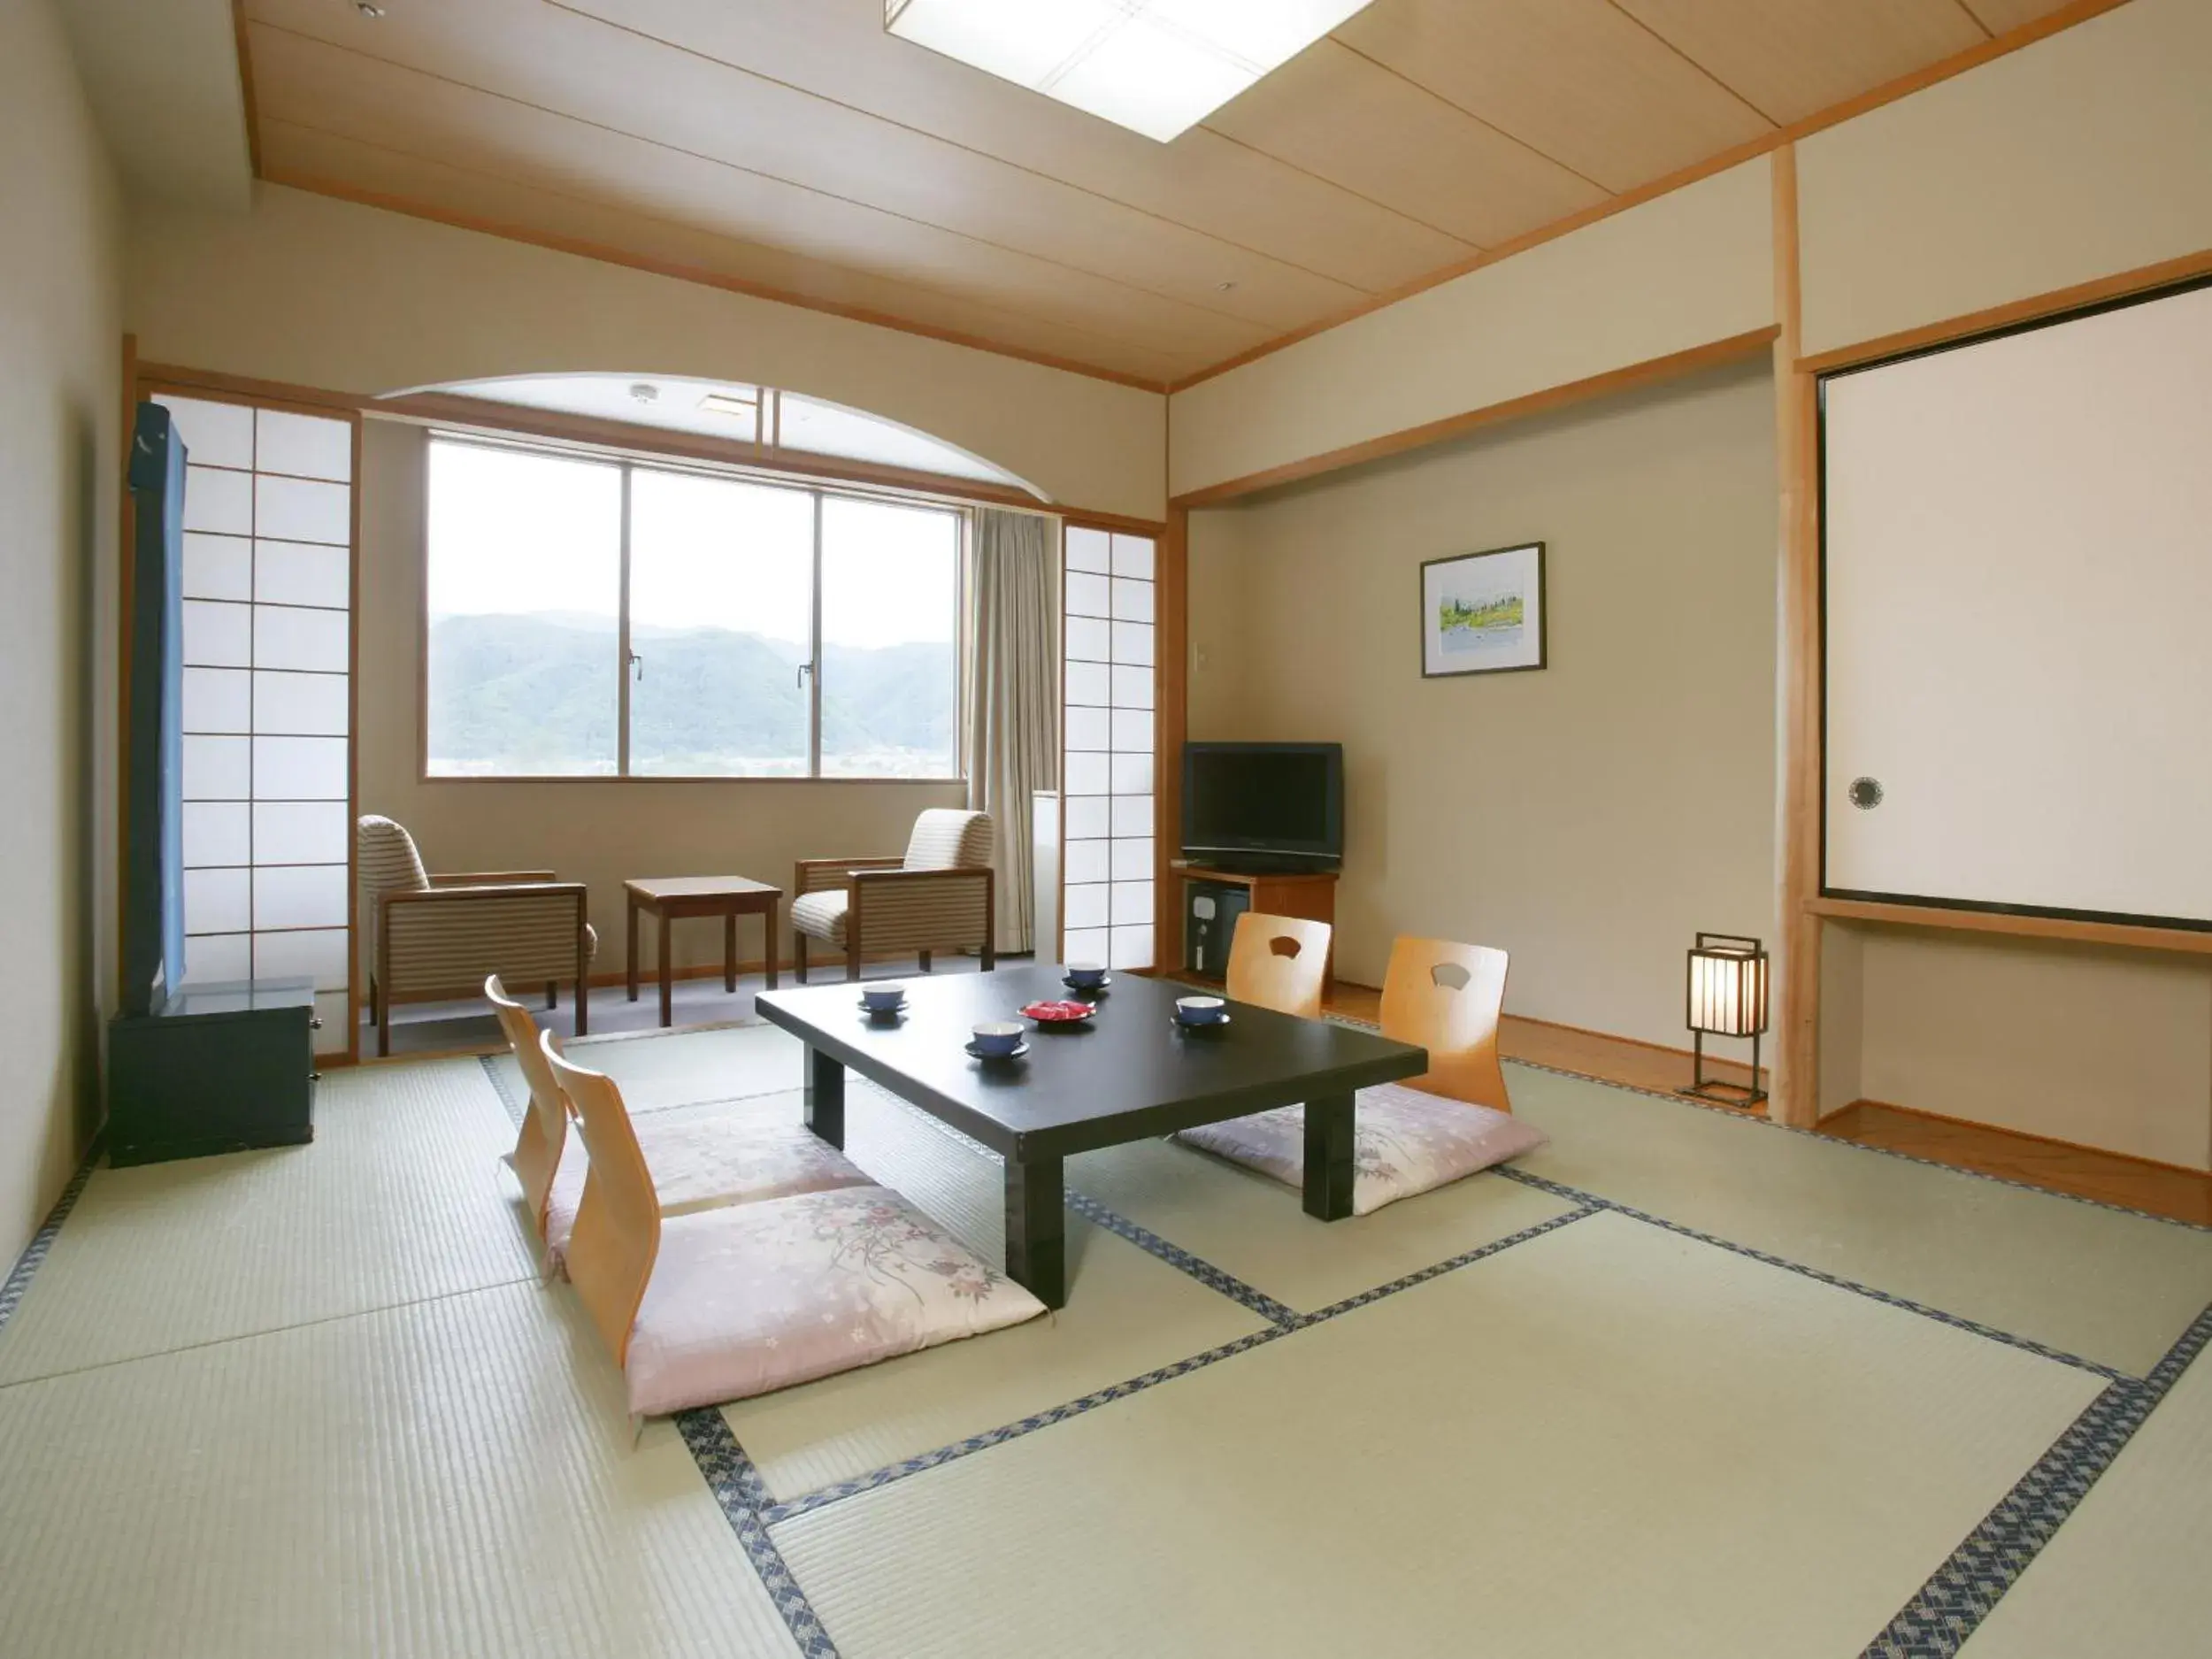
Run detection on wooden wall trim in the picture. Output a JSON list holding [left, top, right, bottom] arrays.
[[259, 166, 1170, 395], [1796, 244, 2212, 376], [137, 359, 1165, 534], [1165, 0, 2134, 396], [1153, 505, 1189, 970], [1772, 144, 1824, 1131], [1170, 327, 1778, 509], [1809, 896, 2212, 958], [230, 0, 262, 179]]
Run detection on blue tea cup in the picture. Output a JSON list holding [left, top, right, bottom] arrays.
[[1065, 962, 1109, 989], [1174, 995, 1227, 1026], [862, 983, 907, 1012], [971, 1021, 1025, 1056]]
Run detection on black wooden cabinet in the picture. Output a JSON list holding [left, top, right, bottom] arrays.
[[106, 978, 319, 1167]]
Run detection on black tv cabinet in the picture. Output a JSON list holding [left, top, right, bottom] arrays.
[[106, 978, 320, 1168]]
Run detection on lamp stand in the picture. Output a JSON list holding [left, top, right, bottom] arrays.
[[1678, 1029, 1769, 1108]]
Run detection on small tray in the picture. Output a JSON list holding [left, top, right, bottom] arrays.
[[1171, 1014, 1233, 1032], [965, 1040, 1031, 1061], [858, 996, 909, 1015], [1063, 974, 1113, 993], [1022, 1000, 1096, 1026]]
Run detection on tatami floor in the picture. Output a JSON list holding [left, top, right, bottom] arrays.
[[3, 1018, 2208, 1656]]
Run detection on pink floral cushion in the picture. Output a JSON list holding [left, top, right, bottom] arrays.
[[623, 1185, 1046, 1417], [1176, 1081, 1548, 1216], [542, 1106, 871, 1274]]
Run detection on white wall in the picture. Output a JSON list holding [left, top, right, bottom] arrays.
[[0, 0, 123, 1262], [126, 183, 1167, 523], [1188, 363, 1778, 1049], [1799, 0, 2212, 357], [1169, 159, 1774, 498]]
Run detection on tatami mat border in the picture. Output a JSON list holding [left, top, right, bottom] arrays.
[[677, 1409, 841, 1659], [1064, 1189, 1301, 1327], [479, 1056, 526, 1127], [757, 1205, 1601, 1528], [1494, 1165, 2129, 1383], [0, 1134, 103, 1338], [1864, 1296, 2212, 1659]]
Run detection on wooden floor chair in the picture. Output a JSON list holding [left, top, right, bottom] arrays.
[[1224, 912, 1333, 1019], [1178, 935, 1545, 1215], [488, 974, 871, 1276], [545, 1034, 1046, 1421]]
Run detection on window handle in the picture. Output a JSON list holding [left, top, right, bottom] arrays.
[[796, 661, 813, 690], [629, 650, 643, 682]]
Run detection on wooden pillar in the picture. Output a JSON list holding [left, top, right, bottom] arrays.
[[1154, 504, 1189, 972], [1771, 144, 1824, 1128]]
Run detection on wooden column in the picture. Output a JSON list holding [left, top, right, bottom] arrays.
[[1771, 144, 1824, 1128], [1154, 504, 1189, 971]]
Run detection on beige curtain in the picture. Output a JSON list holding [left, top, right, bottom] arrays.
[[966, 509, 1058, 953]]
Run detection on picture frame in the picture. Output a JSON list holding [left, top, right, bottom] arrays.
[[1419, 541, 1547, 678]]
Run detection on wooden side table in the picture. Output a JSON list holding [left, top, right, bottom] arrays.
[[624, 876, 783, 1028]]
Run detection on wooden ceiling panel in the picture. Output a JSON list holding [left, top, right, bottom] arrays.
[[257, 120, 1199, 388], [227, 0, 2119, 386], [1205, 41, 1609, 249], [246, 0, 1361, 331], [1336, 0, 1772, 192], [551, 0, 1475, 296], [1610, 0, 1991, 125], [1956, 0, 2081, 32], [247, 27, 1269, 374]]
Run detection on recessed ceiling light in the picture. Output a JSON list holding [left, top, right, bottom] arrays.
[[355, 3, 387, 17], [697, 390, 759, 419], [628, 382, 659, 403], [884, 0, 1376, 143]]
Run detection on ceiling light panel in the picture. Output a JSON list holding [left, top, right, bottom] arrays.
[[884, 0, 1374, 142]]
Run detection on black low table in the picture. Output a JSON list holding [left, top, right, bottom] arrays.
[[754, 965, 1427, 1308]]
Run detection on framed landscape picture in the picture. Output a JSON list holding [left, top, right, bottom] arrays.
[[1420, 542, 1546, 678]]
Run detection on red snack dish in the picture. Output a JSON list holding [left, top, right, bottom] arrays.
[[1020, 1000, 1096, 1025]]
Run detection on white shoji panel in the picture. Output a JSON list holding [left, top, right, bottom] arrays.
[[1064, 839, 1110, 885], [1063, 926, 1110, 965], [254, 541, 350, 609], [1059, 527, 1157, 971], [160, 396, 356, 1052], [181, 803, 250, 869], [181, 534, 252, 601], [256, 409, 353, 482]]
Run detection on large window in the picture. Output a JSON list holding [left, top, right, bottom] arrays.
[[426, 438, 964, 779]]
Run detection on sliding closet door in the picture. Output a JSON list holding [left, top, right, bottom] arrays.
[[1061, 526, 1156, 972], [154, 391, 358, 1062]]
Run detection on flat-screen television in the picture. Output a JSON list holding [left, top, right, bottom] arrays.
[[1181, 741, 1343, 872]]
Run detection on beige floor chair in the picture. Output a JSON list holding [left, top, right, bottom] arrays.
[[1224, 911, 1333, 1018], [487, 974, 870, 1276], [1178, 936, 1545, 1215], [545, 1033, 1044, 1421]]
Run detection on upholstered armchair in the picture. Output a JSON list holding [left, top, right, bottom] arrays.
[[357, 815, 597, 1055], [789, 809, 996, 982]]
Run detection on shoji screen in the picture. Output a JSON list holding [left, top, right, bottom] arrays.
[[1061, 526, 1156, 971], [155, 392, 357, 1058]]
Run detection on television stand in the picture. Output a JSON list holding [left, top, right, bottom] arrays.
[[1174, 864, 1338, 992]]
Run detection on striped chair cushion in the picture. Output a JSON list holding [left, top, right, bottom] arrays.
[[357, 815, 429, 902], [903, 810, 993, 872], [790, 889, 849, 945]]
